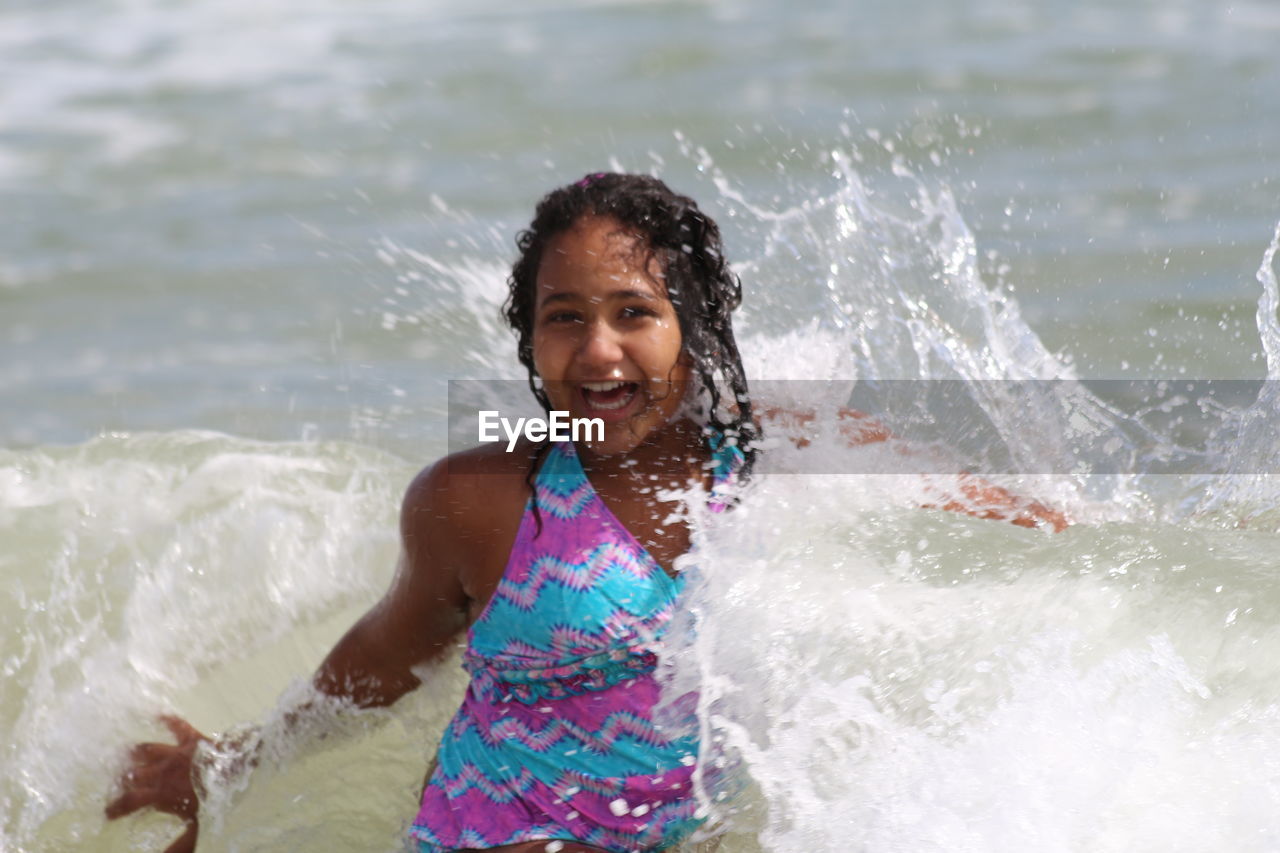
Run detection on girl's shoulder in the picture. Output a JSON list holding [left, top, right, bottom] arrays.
[[394, 442, 545, 620], [401, 440, 542, 534]]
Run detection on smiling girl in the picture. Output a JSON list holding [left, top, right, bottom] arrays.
[[108, 173, 1062, 853]]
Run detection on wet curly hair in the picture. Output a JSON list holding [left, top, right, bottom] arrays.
[[503, 172, 758, 483]]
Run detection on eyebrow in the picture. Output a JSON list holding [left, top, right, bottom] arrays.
[[537, 288, 659, 308]]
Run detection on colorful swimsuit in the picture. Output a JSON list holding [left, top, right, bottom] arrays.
[[410, 435, 741, 852]]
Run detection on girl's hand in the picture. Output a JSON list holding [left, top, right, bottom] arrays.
[[106, 715, 207, 853], [926, 474, 1069, 532], [1009, 498, 1069, 533]]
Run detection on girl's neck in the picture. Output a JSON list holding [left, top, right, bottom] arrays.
[[575, 417, 707, 486]]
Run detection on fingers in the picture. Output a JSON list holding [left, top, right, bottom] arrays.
[[1043, 507, 1069, 532], [158, 715, 203, 744], [1012, 506, 1068, 532], [162, 821, 199, 853], [122, 741, 182, 792], [109, 716, 206, 824], [1024, 502, 1068, 532], [105, 788, 157, 820], [130, 741, 177, 764]]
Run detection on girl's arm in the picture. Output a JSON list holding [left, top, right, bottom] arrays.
[[105, 460, 470, 853], [313, 460, 470, 704], [761, 405, 1069, 531], [919, 471, 1068, 532]]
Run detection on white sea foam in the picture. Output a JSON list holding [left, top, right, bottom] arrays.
[[0, 432, 419, 848], [669, 462, 1280, 850]]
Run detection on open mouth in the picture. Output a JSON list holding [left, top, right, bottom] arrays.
[[580, 380, 639, 412]]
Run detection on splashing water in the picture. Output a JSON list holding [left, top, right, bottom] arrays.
[[0, 433, 459, 851], [659, 167, 1280, 851], [1195, 223, 1280, 523]]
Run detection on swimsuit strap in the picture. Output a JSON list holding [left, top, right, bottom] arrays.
[[705, 427, 745, 512]]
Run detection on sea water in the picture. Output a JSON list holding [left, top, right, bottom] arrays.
[[3, 0, 1280, 850]]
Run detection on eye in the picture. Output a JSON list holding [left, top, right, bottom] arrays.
[[620, 305, 658, 320], [542, 310, 583, 325]]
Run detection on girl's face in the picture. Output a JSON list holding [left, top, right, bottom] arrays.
[[532, 215, 691, 456]]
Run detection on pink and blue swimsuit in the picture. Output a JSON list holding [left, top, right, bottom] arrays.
[[410, 435, 741, 852]]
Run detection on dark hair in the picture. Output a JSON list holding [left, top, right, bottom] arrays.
[[503, 172, 758, 494]]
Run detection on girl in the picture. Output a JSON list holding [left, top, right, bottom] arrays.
[[107, 173, 1064, 853]]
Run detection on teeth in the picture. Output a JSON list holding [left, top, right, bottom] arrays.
[[581, 381, 636, 410], [588, 390, 634, 410]]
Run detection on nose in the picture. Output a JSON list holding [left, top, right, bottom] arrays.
[[577, 318, 624, 372]]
